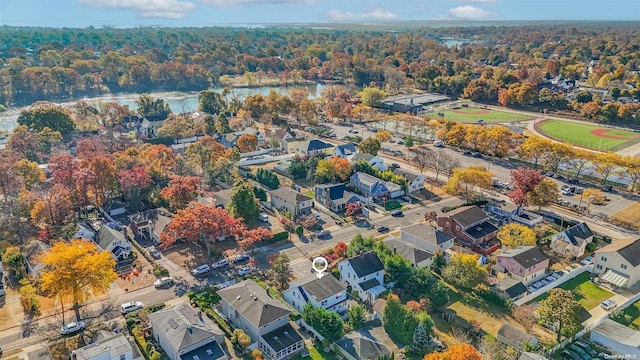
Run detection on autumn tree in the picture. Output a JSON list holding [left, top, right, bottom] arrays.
[[7, 125, 41, 160], [497, 223, 537, 248], [14, 159, 44, 190], [160, 176, 201, 210], [231, 329, 252, 353], [3, 246, 26, 279], [374, 130, 392, 143], [508, 167, 545, 208], [359, 87, 386, 107], [568, 149, 593, 179], [185, 137, 228, 175], [80, 155, 118, 207], [345, 201, 362, 218], [30, 183, 74, 229], [315, 157, 352, 183], [519, 136, 551, 168], [227, 181, 260, 223], [269, 252, 292, 291], [40, 239, 118, 322], [423, 344, 482, 360], [528, 178, 559, 210], [441, 253, 487, 290], [544, 142, 574, 172], [594, 152, 623, 184], [443, 166, 493, 202], [198, 90, 225, 115], [537, 288, 580, 342], [18, 101, 76, 136], [237, 133, 258, 153], [358, 137, 381, 155], [117, 165, 152, 210]]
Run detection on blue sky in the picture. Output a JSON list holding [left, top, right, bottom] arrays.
[[1, 0, 638, 28]]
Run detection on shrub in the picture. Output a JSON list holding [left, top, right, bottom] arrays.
[[145, 303, 166, 313], [295, 226, 303, 235], [384, 200, 402, 211], [586, 242, 597, 252], [153, 265, 170, 277], [272, 231, 289, 242]]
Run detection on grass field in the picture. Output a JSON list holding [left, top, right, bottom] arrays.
[[529, 272, 613, 310], [536, 119, 640, 151], [611, 300, 640, 330], [437, 107, 534, 123], [611, 203, 640, 225]]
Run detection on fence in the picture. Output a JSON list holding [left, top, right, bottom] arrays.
[[514, 265, 589, 306], [610, 136, 640, 152]]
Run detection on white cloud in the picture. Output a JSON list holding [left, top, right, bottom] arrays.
[[200, 0, 315, 8], [79, 0, 196, 19], [449, 5, 494, 19], [327, 8, 396, 21]]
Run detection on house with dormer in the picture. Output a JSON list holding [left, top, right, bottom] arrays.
[[349, 172, 404, 202], [269, 188, 313, 216], [496, 246, 550, 286], [271, 129, 295, 152], [551, 222, 594, 259], [437, 205, 500, 254], [96, 225, 133, 271], [314, 183, 367, 212], [338, 252, 386, 304], [129, 208, 173, 246], [333, 143, 358, 160], [283, 274, 348, 315], [350, 153, 387, 171], [218, 280, 304, 360], [393, 168, 425, 194], [290, 139, 334, 157]]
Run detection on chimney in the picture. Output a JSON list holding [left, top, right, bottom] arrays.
[[198, 311, 203, 321], [393, 246, 397, 254], [187, 325, 193, 334]]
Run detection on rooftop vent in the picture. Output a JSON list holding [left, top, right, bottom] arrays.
[[193, 356, 199, 360], [206, 350, 213, 356], [284, 331, 289, 336], [236, 295, 241, 300], [273, 336, 279, 340]]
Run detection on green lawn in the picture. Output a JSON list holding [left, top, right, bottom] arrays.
[[437, 107, 534, 123], [536, 119, 640, 150], [611, 300, 640, 330], [290, 347, 339, 360], [529, 273, 613, 310]]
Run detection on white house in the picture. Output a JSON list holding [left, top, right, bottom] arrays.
[[269, 188, 313, 216], [338, 252, 386, 304], [350, 153, 387, 171], [393, 168, 425, 194], [590, 319, 640, 356], [383, 237, 433, 268], [400, 223, 455, 254], [71, 331, 141, 360], [217, 280, 304, 360], [593, 237, 640, 289], [550, 222, 594, 259], [128, 208, 173, 246], [333, 143, 358, 160], [271, 129, 295, 152], [283, 274, 348, 314], [96, 225, 133, 269], [147, 302, 227, 360]]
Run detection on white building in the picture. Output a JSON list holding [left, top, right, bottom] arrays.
[[71, 332, 141, 360], [400, 223, 455, 254], [590, 319, 640, 356], [338, 252, 386, 304], [593, 237, 640, 289], [283, 274, 347, 314], [350, 153, 387, 171], [393, 168, 425, 194], [269, 188, 313, 216], [96, 225, 133, 266]]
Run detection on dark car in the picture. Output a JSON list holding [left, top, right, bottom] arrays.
[[463, 150, 472, 156], [149, 249, 161, 260], [561, 350, 581, 360], [554, 174, 565, 180], [233, 254, 250, 264], [391, 209, 403, 217], [472, 152, 482, 158], [603, 185, 613, 192], [567, 345, 590, 360], [389, 163, 400, 170], [377, 225, 390, 233], [567, 178, 579, 184], [573, 340, 597, 357]]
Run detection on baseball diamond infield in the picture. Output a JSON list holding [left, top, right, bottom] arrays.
[[535, 119, 640, 151]]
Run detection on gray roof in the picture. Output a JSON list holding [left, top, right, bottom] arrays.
[[560, 222, 593, 246], [497, 278, 527, 299], [148, 302, 224, 353], [401, 224, 455, 246], [592, 319, 640, 349], [497, 323, 537, 350], [129, 208, 172, 235], [352, 153, 376, 162], [617, 238, 640, 267], [25, 240, 50, 276], [292, 274, 346, 302], [393, 168, 422, 182], [299, 139, 333, 152], [443, 205, 489, 228], [383, 237, 433, 266], [334, 333, 390, 360], [498, 246, 550, 269], [97, 225, 126, 250], [71, 333, 134, 360], [270, 187, 312, 205], [351, 172, 402, 193], [217, 280, 291, 328], [347, 251, 384, 278], [359, 278, 382, 291], [261, 323, 303, 353]]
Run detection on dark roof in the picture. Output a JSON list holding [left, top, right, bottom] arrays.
[[261, 323, 303, 353], [129, 208, 172, 235], [393, 168, 422, 182], [272, 129, 293, 140], [315, 183, 348, 201], [335, 143, 357, 155], [499, 246, 550, 268], [101, 199, 127, 211], [617, 238, 640, 267], [401, 224, 455, 246], [270, 187, 313, 205], [359, 278, 382, 291], [562, 222, 594, 246], [217, 280, 291, 328], [497, 323, 537, 350], [97, 225, 127, 250], [498, 279, 527, 298], [347, 251, 384, 278], [303, 139, 333, 152], [180, 341, 225, 360], [335, 333, 390, 360], [464, 220, 499, 240], [352, 153, 376, 162], [299, 275, 347, 302], [444, 205, 489, 228], [383, 237, 433, 266]]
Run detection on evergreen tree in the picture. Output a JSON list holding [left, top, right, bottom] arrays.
[[412, 322, 429, 353]]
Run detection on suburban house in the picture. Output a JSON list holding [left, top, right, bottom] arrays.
[[400, 223, 455, 254], [25, 240, 50, 279], [393, 168, 425, 194], [371, 299, 386, 321], [590, 318, 640, 356], [437, 205, 500, 254], [338, 252, 386, 304], [96, 225, 134, 271], [213, 189, 233, 209], [496, 323, 538, 351], [485, 201, 543, 227], [73, 222, 97, 240], [148, 302, 227, 360], [333, 143, 358, 160], [129, 208, 173, 246], [383, 237, 434, 268], [550, 222, 594, 259], [496, 246, 550, 286], [121, 114, 167, 138], [283, 274, 348, 314], [349, 172, 404, 202], [271, 129, 295, 152], [269, 188, 313, 216], [219, 128, 264, 149], [314, 183, 366, 212], [593, 237, 640, 289], [99, 199, 127, 219], [350, 153, 387, 171], [218, 280, 304, 360], [334, 332, 390, 360], [71, 331, 141, 360], [492, 278, 528, 301], [290, 139, 334, 157]]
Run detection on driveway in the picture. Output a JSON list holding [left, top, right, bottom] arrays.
[[583, 292, 630, 327]]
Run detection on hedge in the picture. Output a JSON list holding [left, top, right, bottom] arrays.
[[384, 200, 402, 211]]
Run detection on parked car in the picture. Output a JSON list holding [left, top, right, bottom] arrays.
[[546, 172, 555, 177], [567, 345, 591, 360], [603, 185, 613, 192], [544, 276, 557, 283], [61, 321, 87, 335], [389, 163, 400, 170], [212, 259, 229, 269], [154, 277, 174, 288], [538, 278, 551, 286], [567, 178, 579, 184], [233, 254, 250, 264], [149, 249, 161, 260], [561, 189, 573, 196], [259, 213, 269, 222], [580, 256, 594, 265], [463, 150, 472, 156], [561, 350, 582, 360], [315, 230, 330, 238], [601, 299, 617, 310], [192, 264, 211, 276], [237, 266, 253, 276], [300, 350, 310, 358], [573, 340, 597, 357], [403, 196, 412, 203], [121, 301, 144, 315], [472, 152, 483, 158], [552, 271, 564, 280], [391, 209, 403, 217], [377, 225, 390, 233], [528, 282, 544, 293]]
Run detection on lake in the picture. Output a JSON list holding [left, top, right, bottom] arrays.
[[0, 83, 324, 133]]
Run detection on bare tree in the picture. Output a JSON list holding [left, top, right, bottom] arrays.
[[410, 148, 431, 173], [427, 150, 456, 182]]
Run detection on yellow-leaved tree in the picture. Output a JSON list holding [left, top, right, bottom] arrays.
[[497, 223, 537, 248], [443, 166, 493, 202], [40, 239, 118, 322]]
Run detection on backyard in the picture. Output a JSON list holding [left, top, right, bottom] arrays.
[[529, 272, 613, 310], [535, 119, 640, 151], [611, 300, 640, 330]]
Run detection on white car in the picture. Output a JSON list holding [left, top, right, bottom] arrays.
[[120, 301, 144, 315], [580, 256, 594, 266], [192, 264, 210, 276], [154, 277, 174, 288], [237, 266, 253, 276], [601, 299, 617, 310], [212, 259, 229, 269], [61, 321, 86, 335]]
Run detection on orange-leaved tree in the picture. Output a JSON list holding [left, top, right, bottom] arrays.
[[423, 344, 482, 360], [40, 239, 117, 323], [160, 176, 201, 210], [237, 133, 258, 153]]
